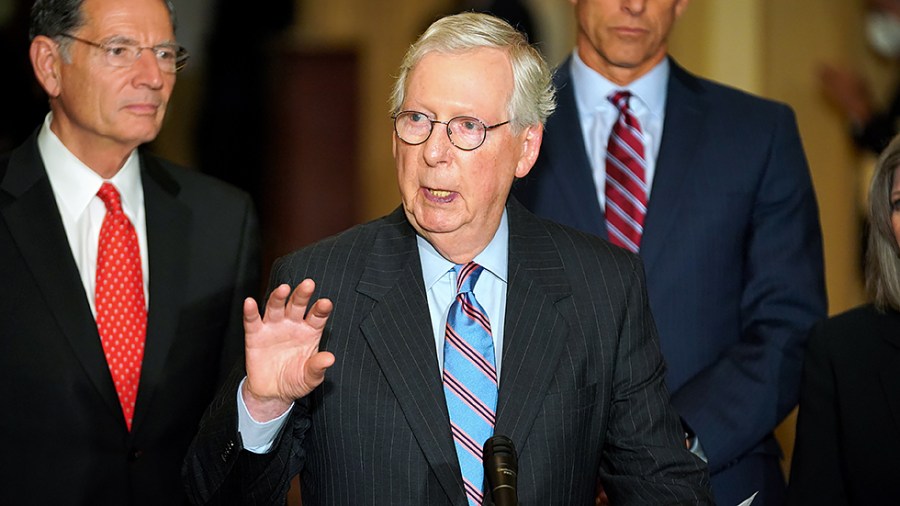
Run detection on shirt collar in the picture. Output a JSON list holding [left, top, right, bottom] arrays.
[[570, 49, 669, 120], [38, 112, 143, 218], [418, 208, 509, 289]]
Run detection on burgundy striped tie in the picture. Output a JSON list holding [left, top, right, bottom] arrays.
[[605, 90, 647, 252]]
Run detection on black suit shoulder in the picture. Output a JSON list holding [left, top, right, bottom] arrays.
[[141, 151, 254, 210], [806, 303, 900, 363]]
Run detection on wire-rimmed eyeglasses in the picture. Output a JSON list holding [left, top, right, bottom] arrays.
[[392, 110, 510, 151], [58, 33, 189, 74]]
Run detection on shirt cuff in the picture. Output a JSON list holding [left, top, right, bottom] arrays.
[[689, 435, 708, 463], [236, 377, 293, 454]]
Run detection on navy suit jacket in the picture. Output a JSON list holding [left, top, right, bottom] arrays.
[[183, 199, 712, 505], [514, 58, 827, 505], [0, 133, 260, 505]]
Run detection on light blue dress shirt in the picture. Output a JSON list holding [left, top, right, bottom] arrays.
[[569, 50, 669, 211]]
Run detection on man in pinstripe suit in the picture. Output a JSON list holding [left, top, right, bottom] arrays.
[[184, 12, 711, 505]]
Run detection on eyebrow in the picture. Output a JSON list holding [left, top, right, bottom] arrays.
[[100, 35, 178, 47]]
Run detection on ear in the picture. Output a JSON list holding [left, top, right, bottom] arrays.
[[391, 130, 398, 158], [674, 0, 691, 19], [30, 36, 63, 98], [514, 124, 543, 179]]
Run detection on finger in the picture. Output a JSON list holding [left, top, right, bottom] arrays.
[[305, 298, 333, 331], [305, 351, 336, 388], [243, 297, 263, 334], [263, 284, 292, 322], [285, 279, 316, 319]]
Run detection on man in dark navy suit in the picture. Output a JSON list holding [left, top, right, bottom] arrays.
[[513, 1, 827, 504]]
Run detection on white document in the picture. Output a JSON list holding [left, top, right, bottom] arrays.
[[736, 491, 759, 506]]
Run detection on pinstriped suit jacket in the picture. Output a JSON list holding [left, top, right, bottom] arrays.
[[184, 198, 712, 505]]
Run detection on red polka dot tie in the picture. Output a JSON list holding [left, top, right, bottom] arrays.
[[95, 182, 146, 431]]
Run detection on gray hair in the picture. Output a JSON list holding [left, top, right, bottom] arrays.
[[389, 12, 555, 132], [30, 0, 177, 59], [866, 134, 900, 312]]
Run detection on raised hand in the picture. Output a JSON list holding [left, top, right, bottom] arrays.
[[241, 279, 335, 422]]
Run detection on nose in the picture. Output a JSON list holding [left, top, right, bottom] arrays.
[[623, 0, 647, 14], [132, 49, 165, 89], [422, 121, 453, 166]]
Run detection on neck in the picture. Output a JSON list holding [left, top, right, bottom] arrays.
[[576, 43, 667, 87], [49, 118, 135, 180]]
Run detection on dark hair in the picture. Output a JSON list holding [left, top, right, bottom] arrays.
[[866, 134, 900, 312], [29, 0, 177, 40]]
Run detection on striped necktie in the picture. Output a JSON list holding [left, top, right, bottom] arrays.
[[605, 90, 648, 252], [95, 182, 146, 431], [442, 262, 498, 506]]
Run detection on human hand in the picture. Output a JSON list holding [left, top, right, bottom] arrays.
[[241, 280, 335, 422], [818, 63, 874, 125]]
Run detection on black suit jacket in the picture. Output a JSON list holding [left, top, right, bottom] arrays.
[[184, 199, 712, 505], [514, 57, 827, 505], [0, 133, 260, 505], [787, 304, 900, 506]]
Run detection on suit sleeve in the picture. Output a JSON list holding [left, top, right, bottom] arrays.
[[785, 322, 849, 505], [183, 255, 312, 504], [600, 258, 714, 505], [669, 105, 827, 470]]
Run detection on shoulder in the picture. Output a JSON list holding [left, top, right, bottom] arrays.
[[141, 152, 252, 209], [511, 201, 644, 285], [670, 60, 795, 120], [271, 209, 409, 282], [808, 304, 899, 357]]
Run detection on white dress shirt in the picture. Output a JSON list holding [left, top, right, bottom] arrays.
[[37, 113, 149, 315]]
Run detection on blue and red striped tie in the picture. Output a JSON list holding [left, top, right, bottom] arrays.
[[605, 90, 648, 253], [443, 262, 498, 506]]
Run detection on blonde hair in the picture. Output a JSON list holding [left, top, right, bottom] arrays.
[[866, 134, 900, 311]]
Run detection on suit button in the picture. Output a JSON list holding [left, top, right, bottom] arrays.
[[129, 449, 144, 461], [220, 440, 236, 462]]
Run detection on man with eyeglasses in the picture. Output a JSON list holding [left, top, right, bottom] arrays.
[[0, 0, 259, 504], [183, 12, 710, 505]]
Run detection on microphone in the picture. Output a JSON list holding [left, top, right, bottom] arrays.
[[483, 435, 518, 505]]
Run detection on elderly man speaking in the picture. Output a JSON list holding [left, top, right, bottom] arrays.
[[184, 12, 710, 506]]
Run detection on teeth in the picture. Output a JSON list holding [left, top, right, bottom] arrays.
[[430, 189, 452, 197]]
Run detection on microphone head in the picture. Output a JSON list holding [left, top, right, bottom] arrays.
[[484, 435, 518, 505]]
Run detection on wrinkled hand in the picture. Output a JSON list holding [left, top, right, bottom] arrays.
[[242, 280, 335, 422]]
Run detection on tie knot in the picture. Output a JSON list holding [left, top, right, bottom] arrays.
[[97, 182, 123, 214], [609, 90, 632, 112], [454, 262, 484, 295]]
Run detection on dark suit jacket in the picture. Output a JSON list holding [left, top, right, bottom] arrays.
[[183, 199, 712, 505], [513, 58, 827, 505], [0, 133, 260, 505], [787, 304, 900, 506]]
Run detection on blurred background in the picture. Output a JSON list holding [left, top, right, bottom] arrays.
[[0, 0, 891, 496]]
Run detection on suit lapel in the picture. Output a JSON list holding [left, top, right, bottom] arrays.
[[494, 200, 572, 461], [640, 59, 706, 274], [131, 154, 190, 432], [356, 208, 466, 506], [542, 62, 607, 238], [0, 135, 122, 420]]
